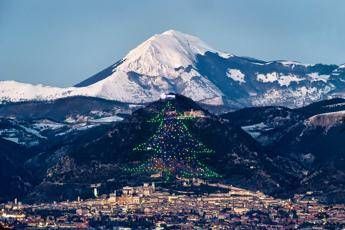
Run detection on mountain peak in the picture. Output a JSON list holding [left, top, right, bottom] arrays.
[[161, 29, 184, 36], [118, 30, 231, 76]]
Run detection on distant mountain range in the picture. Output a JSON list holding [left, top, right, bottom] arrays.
[[222, 98, 345, 203], [1, 30, 344, 109]]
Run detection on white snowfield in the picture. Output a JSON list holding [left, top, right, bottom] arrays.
[[307, 72, 330, 83], [307, 110, 345, 129], [279, 60, 308, 67], [256, 72, 324, 87], [227, 69, 245, 83]]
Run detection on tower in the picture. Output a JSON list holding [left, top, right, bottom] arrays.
[[93, 187, 98, 198], [151, 182, 155, 192], [91, 183, 101, 198]]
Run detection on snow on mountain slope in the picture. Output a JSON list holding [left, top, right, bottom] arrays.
[[306, 110, 345, 129], [80, 30, 228, 104], [278, 60, 310, 67], [0, 81, 104, 103], [227, 69, 245, 84], [0, 29, 344, 108], [117, 30, 230, 77], [0, 30, 228, 105], [0, 81, 74, 102]]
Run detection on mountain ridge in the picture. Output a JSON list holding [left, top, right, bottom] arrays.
[[0, 30, 344, 109]]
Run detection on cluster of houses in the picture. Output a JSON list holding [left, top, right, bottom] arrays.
[[1, 182, 345, 228]]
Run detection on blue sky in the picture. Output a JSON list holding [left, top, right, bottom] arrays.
[[1, 0, 345, 87]]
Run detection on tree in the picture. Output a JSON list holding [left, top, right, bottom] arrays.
[[123, 101, 219, 179]]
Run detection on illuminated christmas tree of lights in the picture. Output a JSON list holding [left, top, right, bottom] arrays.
[[123, 101, 220, 179]]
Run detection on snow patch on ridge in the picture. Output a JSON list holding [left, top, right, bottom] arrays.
[[242, 122, 270, 139], [307, 110, 345, 129], [308, 72, 330, 83], [256, 72, 303, 86], [278, 75, 303, 87], [257, 72, 279, 83], [226, 69, 245, 83], [278, 60, 310, 67]]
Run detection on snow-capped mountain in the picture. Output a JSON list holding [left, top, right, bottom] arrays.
[[1, 30, 344, 108]]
